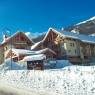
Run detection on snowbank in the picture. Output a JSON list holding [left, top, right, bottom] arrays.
[[55, 60, 72, 68], [0, 59, 72, 70], [0, 66, 95, 95], [0, 82, 39, 95], [46, 60, 72, 69], [0, 59, 27, 70]]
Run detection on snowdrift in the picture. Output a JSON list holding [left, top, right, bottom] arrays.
[[0, 59, 72, 70], [0, 66, 95, 95], [0, 59, 27, 70]]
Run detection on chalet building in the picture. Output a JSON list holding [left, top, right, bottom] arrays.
[[62, 31, 95, 63], [56, 29, 95, 64], [31, 28, 61, 58], [0, 32, 34, 64], [31, 28, 95, 64], [1, 28, 95, 65], [57, 29, 95, 64], [0, 31, 57, 66]]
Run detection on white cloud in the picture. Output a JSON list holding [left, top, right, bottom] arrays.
[[25, 32, 31, 37], [25, 31, 46, 39]]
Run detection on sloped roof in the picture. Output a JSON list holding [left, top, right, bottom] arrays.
[[31, 41, 43, 50], [27, 28, 95, 51], [31, 28, 59, 50], [36, 48, 57, 55], [42, 28, 60, 41], [62, 31, 95, 44], [43, 28, 95, 44], [6, 48, 37, 57], [23, 54, 46, 61], [1, 32, 34, 46]]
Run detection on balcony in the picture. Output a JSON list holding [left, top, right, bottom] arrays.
[[14, 41, 27, 45]]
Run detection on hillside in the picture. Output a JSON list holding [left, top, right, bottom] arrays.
[[65, 16, 95, 35], [32, 33, 45, 42]]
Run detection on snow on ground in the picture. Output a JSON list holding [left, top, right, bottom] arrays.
[[0, 82, 39, 95], [0, 59, 95, 95], [0, 59, 27, 70], [0, 65, 95, 95], [54, 60, 72, 68], [46, 60, 72, 69], [0, 59, 72, 70]]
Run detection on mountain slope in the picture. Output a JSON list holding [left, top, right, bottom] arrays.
[[32, 33, 45, 42], [65, 16, 95, 35]]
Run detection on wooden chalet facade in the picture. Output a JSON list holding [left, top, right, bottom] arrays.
[[31, 28, 61, 59], [31, 28, 95, 64], [36, 48, 57, 59], [0, 28, 95, 65], [0, 32, 34, 64]]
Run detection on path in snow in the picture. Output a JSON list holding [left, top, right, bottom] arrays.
[[0, 81, 53, 95], [0, 83, 44, 95], [0, 84, 32, 95]]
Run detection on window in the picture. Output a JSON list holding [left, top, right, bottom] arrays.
[[68, 50, 71, 53], [70, 43, 74, 47], [73, 43, 74, 46], [70, 43, 72, 46], [75, 50, 77, 54]]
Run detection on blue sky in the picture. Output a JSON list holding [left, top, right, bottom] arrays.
[[0, 0, 95, 38]]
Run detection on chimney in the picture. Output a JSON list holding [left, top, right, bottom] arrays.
[[3, 34, 8, 42], [2, 28, 10, 42]]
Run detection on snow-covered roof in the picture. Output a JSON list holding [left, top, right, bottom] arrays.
[[31, 41, 43, 50], [62, 31, 95, 44], [1, 31, 34, 45], [46, 28, 95, 44], [31, 27, 95, 50], [76, 16, 95, 25], [9, 48, 37, 56], [42, 28, 62, 42], [23, 54, 46, 61], [36, 48, 56, 55]]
